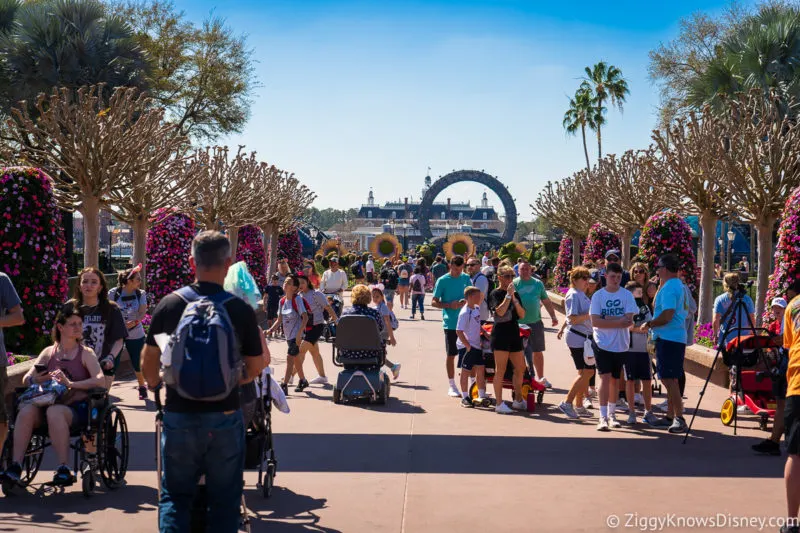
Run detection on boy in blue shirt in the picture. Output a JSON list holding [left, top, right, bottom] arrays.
[[645, 254, 688, 433], [432, 255, 472, 397]]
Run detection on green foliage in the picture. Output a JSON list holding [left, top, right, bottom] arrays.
[[304, 207, 360, 230], [415, 243, 434, 265], [111, 0, 257, 141], [498, 242, 523, 263], [543, 241, 560, 254], [0, 0, 148, 115]]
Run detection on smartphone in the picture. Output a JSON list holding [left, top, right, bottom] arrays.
[[34, 364, 48, 373]]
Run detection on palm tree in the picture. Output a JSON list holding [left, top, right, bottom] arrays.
[[0, 0, 148, 115], [688, 4, 800, 115], [562, 82, 598, 171], [583, 61, 630, 160]]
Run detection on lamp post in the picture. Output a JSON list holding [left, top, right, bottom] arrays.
[[727, 229, 735, 273], [106, 223, 115, 272], [717, 237, 724, 270]]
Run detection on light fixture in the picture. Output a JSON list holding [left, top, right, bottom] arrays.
[[727, 229, 735, 242], [718, 238, 723, 248]]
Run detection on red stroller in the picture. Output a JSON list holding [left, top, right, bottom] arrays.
[[720, 334, 782, 431], [467, 323, 545, 412]]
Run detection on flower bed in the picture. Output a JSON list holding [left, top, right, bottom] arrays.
[[583, 223, 620, 263], [553, 236, 585, 288], [637, 211, 697, 295], [236, 225, 268, 293], [6, 354, 32, 366], [146, 208, 195, 306], [0, 167, 69, 356], [765, 186, 800, 322], [694, 322, 716, 349]]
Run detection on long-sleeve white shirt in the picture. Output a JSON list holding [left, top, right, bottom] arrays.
[[321, 269, 348, 293]]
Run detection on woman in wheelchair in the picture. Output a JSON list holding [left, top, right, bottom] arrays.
[[5, 308, 105, 486], [340, 284, 386, 359]]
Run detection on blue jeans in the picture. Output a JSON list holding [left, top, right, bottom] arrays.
[[159, 410, 245, 533], [412, 294, 425, 316]]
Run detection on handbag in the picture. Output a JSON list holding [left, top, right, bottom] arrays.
[[19, 379, 68, 407], [566, 326, 596, 366]]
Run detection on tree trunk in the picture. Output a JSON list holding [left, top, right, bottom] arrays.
[[581, 124, 591, 171], [571, 234, 581, 268], [597, 124, 602, 162], [82, 198, 100, 269], [749, 224, 756, 274], [620, 229, 632, 269], [267, 225, 279, 277], [228, 226, 240, 262], [755, 220, 775, 327], [132, 216, 148, 287], [697, 211, 717, 324]]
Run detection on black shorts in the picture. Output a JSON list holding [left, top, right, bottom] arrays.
[[366, 272, 375, 283], [267, 307, 279, 321], [287, 339, 300, 356], [569, 346, 594, 371], [784, 395, 800, 455], [595, 347, 625, 378], [655, 338, 686, 379], [303, 324, 324, 345], [625, 352, 652, 381], [524, 321, 546, 353], [444, 329, 459, 356], [69, 400, 89, 430], [457, 347, 485, 370], [0, 367, 7, 424]]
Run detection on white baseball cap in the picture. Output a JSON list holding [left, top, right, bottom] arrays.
[[772, 297, 788, 309]]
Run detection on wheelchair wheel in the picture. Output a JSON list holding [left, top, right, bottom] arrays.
[[1, 433, 44, 493], [81, 463, 94, 498], [97, 405, 129, 489], [720, 398, 735, 426], [332, 387, 342, 404]]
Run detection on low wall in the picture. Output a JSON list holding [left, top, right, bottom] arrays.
[[546, 291, 728, 388]]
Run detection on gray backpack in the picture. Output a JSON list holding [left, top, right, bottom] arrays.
[[162, 287, 242, 401]]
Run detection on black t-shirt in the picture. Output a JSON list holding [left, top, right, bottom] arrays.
[[62, 300, 128, 358], [264, 285, 284, 314], [488, 288, 523, 337], [145, 282, 263, 413]]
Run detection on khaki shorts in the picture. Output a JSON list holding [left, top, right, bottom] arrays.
[[0, 366, 7, 424]]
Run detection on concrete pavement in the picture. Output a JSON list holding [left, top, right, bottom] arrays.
[[0, 292, 789, 532]]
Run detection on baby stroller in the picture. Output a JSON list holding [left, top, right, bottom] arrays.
[[720, 333, 782, 431], [154, 385, 254, 533], [468, 323, 545, 412], [247, 373, 278, 498], [332, 314, 390, 405]]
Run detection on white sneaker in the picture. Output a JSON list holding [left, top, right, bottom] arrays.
[[597, 417, 610, 431], [737, 404, 750, 414], [448, 386, 461, 398], [538, 377, 553, 389], [511, 399, 528, 411], [588, 387, 597, 398], [495, 402, 513, 414], [634, 393, 644, 406], [654, 399, 669, 412], [309, 376, 328, 385], [608, 415, 622, 429], [616, 398, 629, 413], [627, 412, 637, 425], [582, 397, 593, 409], [391, 364, 401, 380], [558, 401, 579, 419], [575, 406, 592, 418]]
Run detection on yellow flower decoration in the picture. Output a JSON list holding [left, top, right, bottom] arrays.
[[370, 233, 402, 259], [443, 233, 476, 260], [317, 239, 346, 258]]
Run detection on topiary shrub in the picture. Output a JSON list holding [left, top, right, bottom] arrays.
[[583, 223, 621, 263], [236, 225, 268, 293], [0, 167, 69, 355], [765, 186, 800, 321], [637, 211, 697, 294], [553, 236, 585, 288], [278, 230, 303, 272], [146, 208, 196, 305]]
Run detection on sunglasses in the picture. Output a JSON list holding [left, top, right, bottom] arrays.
[[633, 269, 645, 274], [500, 274, 514, 279], [466, 263, 479, 267]]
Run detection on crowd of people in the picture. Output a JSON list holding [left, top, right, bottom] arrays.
[[3, 233, 800, 533]]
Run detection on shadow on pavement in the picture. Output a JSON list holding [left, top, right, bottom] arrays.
[[0, 482, 157, 531], [247, 486, 341, 533]]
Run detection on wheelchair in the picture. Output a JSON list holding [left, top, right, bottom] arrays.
[[0, 387, 129, 497], [331, 315, 390, 405]]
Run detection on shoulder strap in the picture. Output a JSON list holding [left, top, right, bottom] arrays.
[[110, 288, 120, 302], [206, 290, 235, 306], [175, 286, 200, 304]]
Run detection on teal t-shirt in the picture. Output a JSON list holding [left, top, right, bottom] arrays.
[[652, 277, 688, 344], [512, 276, 548, 324], [433, 273, 472, 330]]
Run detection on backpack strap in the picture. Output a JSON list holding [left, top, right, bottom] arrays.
[[175, 286, 200, 303]]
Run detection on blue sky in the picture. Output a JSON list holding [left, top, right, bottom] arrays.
[[174, 0, 747, 217]]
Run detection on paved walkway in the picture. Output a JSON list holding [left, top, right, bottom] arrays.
[[0, 293, 789, 532]]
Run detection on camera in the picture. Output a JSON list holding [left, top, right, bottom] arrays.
[[736, 280, 754, 295]]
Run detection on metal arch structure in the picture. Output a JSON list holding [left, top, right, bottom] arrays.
[[417, 170, 517, 242]]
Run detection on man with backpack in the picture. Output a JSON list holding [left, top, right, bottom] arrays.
[[142, 231, 266, 533], [379, 261, 399, 310]]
